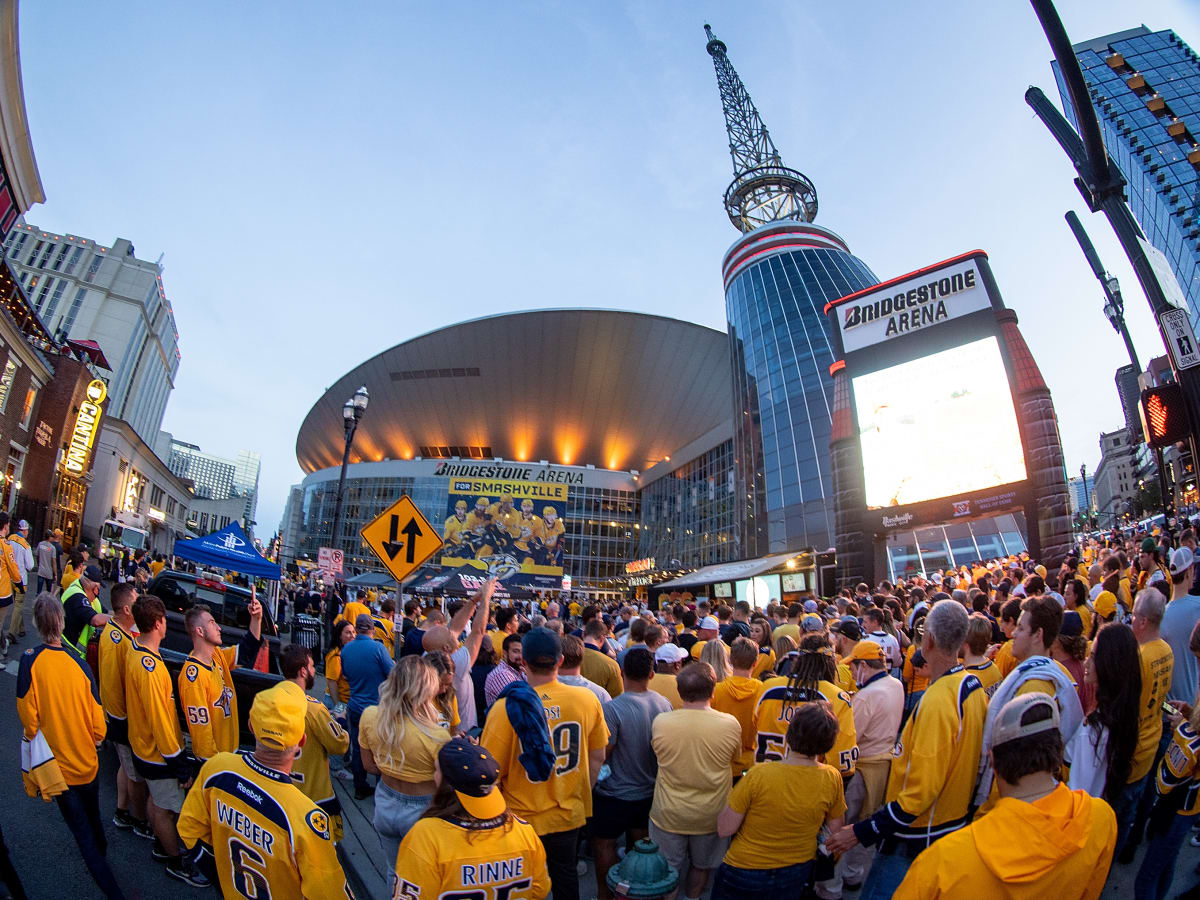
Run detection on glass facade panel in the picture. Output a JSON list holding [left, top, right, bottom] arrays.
[[881, 513, 1030, 579], [1056, 29, 1200, 333], [725, 226, 877, 557], [636, 439, 738, 569]]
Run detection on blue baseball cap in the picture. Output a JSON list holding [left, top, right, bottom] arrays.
[[521, 627, 562, 669]]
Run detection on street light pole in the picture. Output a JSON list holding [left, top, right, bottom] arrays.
[[326, 385, 368, 641]]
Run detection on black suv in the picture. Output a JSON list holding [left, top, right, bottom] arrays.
[[146, 569, 284, 745]]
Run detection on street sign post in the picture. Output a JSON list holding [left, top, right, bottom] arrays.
[[1159, 308, 1200, 371], [317, 546, 343, 575], [359, 495, 442, 583]]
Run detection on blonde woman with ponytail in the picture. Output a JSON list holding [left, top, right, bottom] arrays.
[[359, 655, 449, 866]]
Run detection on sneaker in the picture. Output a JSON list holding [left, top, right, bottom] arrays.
[[1190, 829, 1200, 849], [165, 859, 210, 888], [112, 809, 133, 831], [131, 819, 155, 840], [151, 840, 171, 863]]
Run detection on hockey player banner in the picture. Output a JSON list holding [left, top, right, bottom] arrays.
[[439, 478, 568, 590]]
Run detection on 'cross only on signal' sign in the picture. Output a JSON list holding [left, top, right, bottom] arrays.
[[1160, 308, 1200, 370]]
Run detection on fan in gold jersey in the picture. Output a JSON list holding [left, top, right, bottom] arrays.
[[393, 739, 550, 899]]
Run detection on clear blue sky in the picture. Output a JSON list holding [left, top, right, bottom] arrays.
[[16, 1, 1200, 533]]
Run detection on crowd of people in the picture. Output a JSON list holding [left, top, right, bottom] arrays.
[[14, 523, 1200, 899]]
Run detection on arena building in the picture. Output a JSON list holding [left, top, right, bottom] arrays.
[[287, 309, 749, 601]]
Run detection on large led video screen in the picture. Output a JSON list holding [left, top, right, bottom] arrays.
[[853, 336, 1027, 509]]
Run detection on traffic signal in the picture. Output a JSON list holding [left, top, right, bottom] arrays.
[[1140, 383, 1192, 448]]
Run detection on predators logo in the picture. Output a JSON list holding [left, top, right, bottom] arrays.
[[306, 808, 330, 840]]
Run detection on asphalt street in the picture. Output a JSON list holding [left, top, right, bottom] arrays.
[[3, 594, 1200, 899]]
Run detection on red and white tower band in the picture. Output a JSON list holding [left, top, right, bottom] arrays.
[[825, 251, 1073, 584]]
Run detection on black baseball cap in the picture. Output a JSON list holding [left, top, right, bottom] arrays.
[[521, 627, 562, 668]]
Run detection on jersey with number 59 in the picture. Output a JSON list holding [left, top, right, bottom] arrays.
[[754, 677, 858, 775], [392, 815, 550, 900], [178, 647, 239, 762], [178, 751, 353, 900], [480, 680, 608, 836]]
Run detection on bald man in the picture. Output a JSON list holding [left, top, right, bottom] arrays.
[[422, 579, 495, 733]]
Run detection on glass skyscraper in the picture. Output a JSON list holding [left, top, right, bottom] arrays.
[[1055, 27, 1200, 329], [723, 221, 877, 555]]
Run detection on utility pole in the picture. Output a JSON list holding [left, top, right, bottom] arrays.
[[1080, 462, 1092, 531], [1025, 0, 1200, 456]]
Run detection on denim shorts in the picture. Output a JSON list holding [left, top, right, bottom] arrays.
[[374, 781, 432, 868]]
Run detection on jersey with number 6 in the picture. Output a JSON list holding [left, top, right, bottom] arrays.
[[178, 647, 240, 762], [178, 751, 353, 900], [392, 815, 550, 900], [480, 680, 608, 835], [754, 677, 858, 775]]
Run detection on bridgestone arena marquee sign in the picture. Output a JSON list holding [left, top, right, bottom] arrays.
[[835, 258, 990, 354]]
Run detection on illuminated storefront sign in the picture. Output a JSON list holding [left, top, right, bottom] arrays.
[[147, 507, 165, 522], [62, 379, 107, 475], [625, 558, 656, 574]]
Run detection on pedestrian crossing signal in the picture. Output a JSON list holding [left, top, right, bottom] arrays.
[[1140, 384, 1191, 448]]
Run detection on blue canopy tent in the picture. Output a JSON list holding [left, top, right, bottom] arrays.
[[172, 522, 280, 581]]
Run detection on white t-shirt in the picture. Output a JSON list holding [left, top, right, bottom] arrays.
[[451, 645, 476, 733], [863, 630, 901, 672], [1064, 719, 1108, 799]]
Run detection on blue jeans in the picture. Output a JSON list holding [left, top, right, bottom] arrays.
[[1115, 774, 1150, 861], [56, 779, 124, 899], [1135, 812, 1194, 900], [347, 708, 367, 794], [374, 783, 432, 874], [859, 846, 915, 900], [711, 859, 812, 899]]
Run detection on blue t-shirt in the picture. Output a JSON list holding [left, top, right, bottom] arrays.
[[341, 634, 393, 714], [1162, 594, 1200, 703]]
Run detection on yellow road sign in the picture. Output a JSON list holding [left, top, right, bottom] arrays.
[[359, 495, 442, 583]]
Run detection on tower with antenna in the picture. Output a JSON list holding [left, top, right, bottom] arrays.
[[704, 24, 818, 232], [704, 24, 878, 558]]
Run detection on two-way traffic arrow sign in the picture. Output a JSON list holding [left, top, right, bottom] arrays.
[[359, 495, 442, 583]]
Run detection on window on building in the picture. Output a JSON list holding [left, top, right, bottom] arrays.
[[35, 243, 53, 268], [61, 287, 87, 336], [26, 240, 42, 264], [19, 386, 35, 430], [63, 245, 83, 275], [166, 497, 176, 516], [50, 244, 69, 271], [0, 358, 17, 414], [83, 256, 102, 283], [33, 279, 51, 313], [150, 485, 164, 507], [44, 280, 66, 324]]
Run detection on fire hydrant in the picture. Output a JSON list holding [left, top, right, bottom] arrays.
[[605, 838, 679, 900]]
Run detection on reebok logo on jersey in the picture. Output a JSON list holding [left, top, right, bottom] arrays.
[[185, 664, 199, 682], [141, 656, 155, 672], [306, 809, 330, 840]]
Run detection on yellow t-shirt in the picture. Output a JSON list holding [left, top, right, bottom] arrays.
[[358, 706, 449, 783], [323, 649, 350, 704], [724, 762, 846, 869], [1130, 639, 1174, 783], [481, 680, 608, 835], [772, 623, 801, 644], [649, 672, 683, 710], [568, 601, 581, 618], [994, 640, 1017, 678], [690, 639, 707, 660], [340, 600, 371, 626], [650, 707, 742, 834]]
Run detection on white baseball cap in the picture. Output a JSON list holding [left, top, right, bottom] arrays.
[[1171, 546, 1195, 576], [654, 643, 688, 663], [698, 615, 719, 630]]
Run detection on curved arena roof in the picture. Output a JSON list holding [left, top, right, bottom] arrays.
[[296, 309, 732, 474]]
